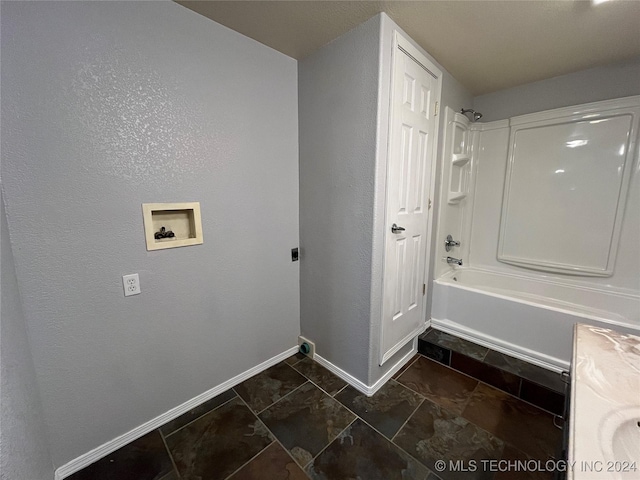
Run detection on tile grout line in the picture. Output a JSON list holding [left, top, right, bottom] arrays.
[[421, 330, 489, 362], [392, 376, 508, 452], [233, 360, 360, 474], [377, 396, 445, 479], [242, 350, 550, 479], [231, 390, 313, 479], [332, 383, 349, 397], [394, 356, 489, 418], [250, 374, 362, 472], [285, 356, 306, 368], [459, 379, 482, 417], [449, 349, 564, 400], [158, 470, 180, 480], [331, 401, 390, 442], [247, 359, 323, 412], [298, 375, 344, 399], [160, 351, 544, 479], [221, 439, 279, 480], [393, 371, 435, 401], [241, 365, 399, 474], [162, 393, 238, 439], [255, 364, 404, 469], [389, 396, 425, 443], [464, 374, 561, 418], [517, 377, 523, 398], [157, 428, 182, 479], [253, 380, 311, 416], [75, 348, 552, 480], [451, 382, 518, 461], [480, 346, 489, 362], [460, 377, 482, 412], [385, 392, 504, 479], [393, 353, 421, 380], [331, 380, 424, 445], [423, 338, 564, 394], [301, 417, 359, 472], [163, 383, 313, 480], [298, 395, 441, 480], [288, 360, 348, 398], [423, 344, 564, 435], [425, 329, 565, 380], [418, 353, 561, 416]]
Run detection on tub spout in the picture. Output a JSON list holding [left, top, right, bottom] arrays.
[[447, 256, 463, 266]]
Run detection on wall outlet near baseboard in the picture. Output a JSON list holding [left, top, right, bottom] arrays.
[[298, 335, 315, 358]]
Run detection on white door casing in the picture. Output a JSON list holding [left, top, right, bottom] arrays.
[[380, 33, 441, 365]]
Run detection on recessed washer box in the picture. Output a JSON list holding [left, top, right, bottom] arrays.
[[142, 202, 203, 251]]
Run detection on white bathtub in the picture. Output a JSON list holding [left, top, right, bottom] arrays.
[[431, 268, 640, 371]]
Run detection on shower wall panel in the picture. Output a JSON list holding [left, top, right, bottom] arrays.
[[498, 109, 636, 276], [467, 96, 640, 295]]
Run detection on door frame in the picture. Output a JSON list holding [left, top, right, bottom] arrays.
[[379, 31, 443, 365]]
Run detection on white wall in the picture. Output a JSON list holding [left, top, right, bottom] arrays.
[[1, 192, 54, 480], [473, 57, 640, 122], [1, 1, 299, 468]]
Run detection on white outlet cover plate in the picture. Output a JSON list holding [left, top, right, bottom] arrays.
[[122, 273, 141, 297]]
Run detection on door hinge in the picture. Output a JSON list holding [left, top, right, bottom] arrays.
[[434, 101, 439, 116], [423, 284, 426, 295], [428, 198, 432, 210]]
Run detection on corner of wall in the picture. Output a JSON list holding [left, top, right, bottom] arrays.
[[1, 189, 55, 480], [298, 9, 382, 387]]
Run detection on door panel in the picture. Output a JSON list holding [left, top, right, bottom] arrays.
[[380, 42, 437, 365], [392, 237, 406, 319]]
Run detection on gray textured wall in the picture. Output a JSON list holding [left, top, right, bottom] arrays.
[[473, 57, 640, 121], [1, 1, 299, 468], [298, 15, 381, 384], [1, 192, 54, 480], [299, 13, 473, 386]]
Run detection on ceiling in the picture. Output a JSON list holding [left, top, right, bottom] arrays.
[[176, 1, 640, 96]]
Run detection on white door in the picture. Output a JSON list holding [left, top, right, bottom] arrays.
[[380, 37, 439, 365]]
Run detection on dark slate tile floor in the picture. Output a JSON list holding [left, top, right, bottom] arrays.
[[258, 382, 355, 466], [396, 355, 478, 415], [69, 351, 562, 480], [418, 328, 567, 416]]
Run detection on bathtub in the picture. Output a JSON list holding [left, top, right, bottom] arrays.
[[430, 268, 640, 371]]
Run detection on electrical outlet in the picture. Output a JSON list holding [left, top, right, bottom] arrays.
[[122, 273, 141, 297]]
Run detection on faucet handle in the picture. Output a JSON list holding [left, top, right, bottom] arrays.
[[445, 234, 460, 252], [446, 257, 463, 266]]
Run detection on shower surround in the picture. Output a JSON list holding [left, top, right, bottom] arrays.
[[433, 96, 640, 370]]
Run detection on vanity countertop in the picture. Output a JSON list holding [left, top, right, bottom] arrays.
[[568, 323, 640, 480]]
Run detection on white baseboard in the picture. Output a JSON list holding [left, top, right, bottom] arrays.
[[55, 346, 299, 480], [315, 345, 416, 397]]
